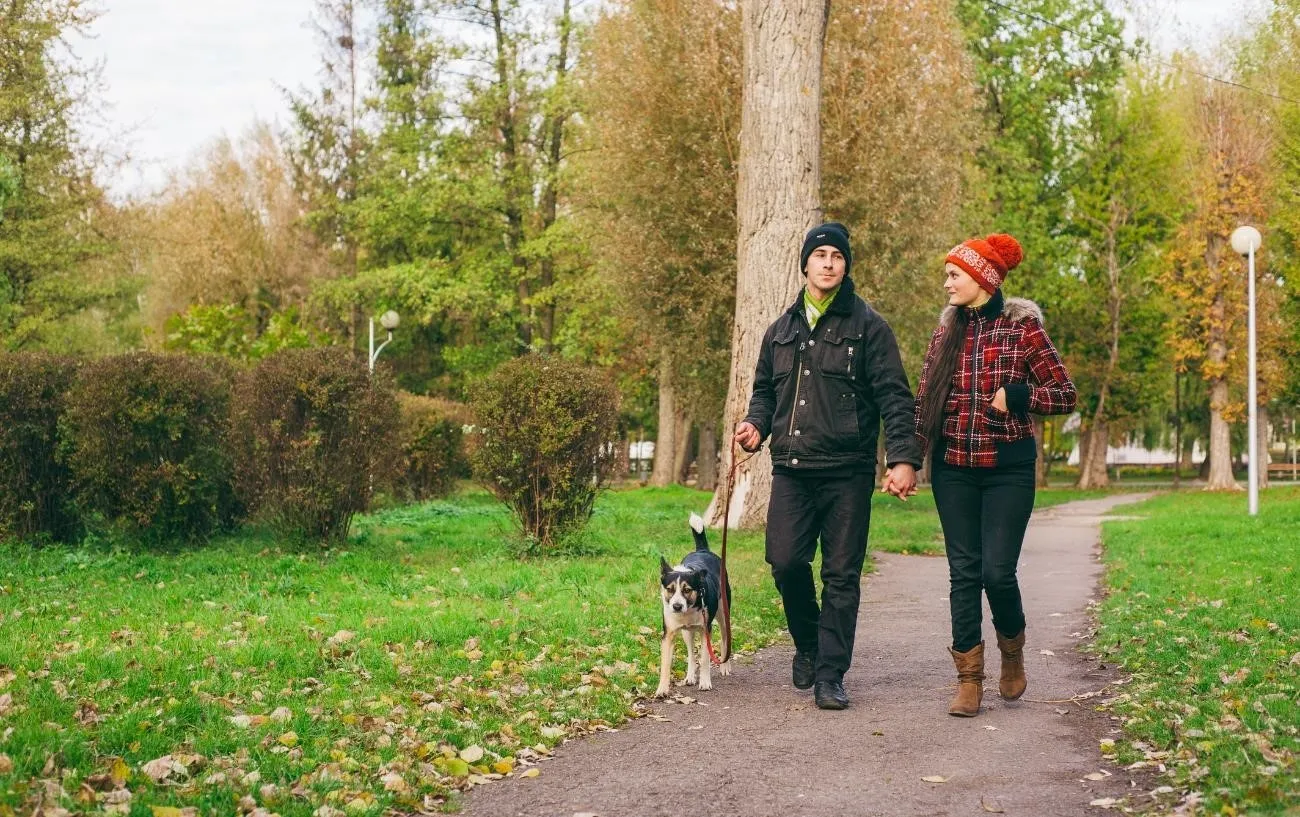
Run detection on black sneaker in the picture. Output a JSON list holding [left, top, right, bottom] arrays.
[[792, 650, 817, 690], [814, 679, 849, 710]]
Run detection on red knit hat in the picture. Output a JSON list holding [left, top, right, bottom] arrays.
[[946, 234, 1023, 294]]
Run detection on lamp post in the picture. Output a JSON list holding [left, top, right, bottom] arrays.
[[1230, 226, 1262, 516], [368, 310, 400, 373]]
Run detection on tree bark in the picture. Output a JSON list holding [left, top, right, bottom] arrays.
[[1077, 421, 1110, 489], [1207, 378, 1237, 489], [697, 423, 718, 492], [650, 358, 678, 486], [1257, 404, 1270, 489], [706, 0, 827, 529], [535, 0, 573, 353], [674, 413, 694, 484]]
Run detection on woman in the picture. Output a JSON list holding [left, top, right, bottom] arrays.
[[913, 233, 1076, 717]]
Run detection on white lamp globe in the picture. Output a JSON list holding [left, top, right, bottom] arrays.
[[1230, 226, 1262, 255], [379, 310, 400, 331]]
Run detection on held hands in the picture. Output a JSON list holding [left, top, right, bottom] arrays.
[[733, 421, 762, 453], [991, 387, 1008, 412], [880, 463, 918, 502]]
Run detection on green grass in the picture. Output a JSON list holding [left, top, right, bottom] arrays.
[[0, 481, 1141, 815], [1096, 487, 1300, 815]]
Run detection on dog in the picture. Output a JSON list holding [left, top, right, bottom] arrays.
[[654, 513, 732, 697]]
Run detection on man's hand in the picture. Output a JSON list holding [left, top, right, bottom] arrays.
[[880, 463, 918, 502], [734, 421, 762, 453], [991, 387, 1008, 412]]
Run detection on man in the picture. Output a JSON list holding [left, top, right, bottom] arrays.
[[734, 221, 920, 710]]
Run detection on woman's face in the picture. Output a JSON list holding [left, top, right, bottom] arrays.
[[944, 263, 986, 306]]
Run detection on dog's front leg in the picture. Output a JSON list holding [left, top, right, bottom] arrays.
[[697, 629, 713, 690], [654, 630, 675, 698], [679, 629, 697, 686]]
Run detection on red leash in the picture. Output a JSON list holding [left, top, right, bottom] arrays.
[[704, 438, 758, 667]]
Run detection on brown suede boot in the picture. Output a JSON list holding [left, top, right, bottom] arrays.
[[997, 630, 1027, 700], [948, 642, 985, 717]]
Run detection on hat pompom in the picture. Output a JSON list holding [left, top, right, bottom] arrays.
[[985, 234, 1023, 271]]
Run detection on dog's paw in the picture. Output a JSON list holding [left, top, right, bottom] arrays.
[[716, 660, 732, 677], [676, 676, 696, 687], [698, 677, 713, 691], [653, 684, 672, 698]]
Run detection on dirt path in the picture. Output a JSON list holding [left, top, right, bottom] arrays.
[[461, 494, 1152, 817]]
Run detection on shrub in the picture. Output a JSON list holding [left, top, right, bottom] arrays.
[[233, 347, 400, 543], [395, 393, 471, 501], [0, 354, 81, 543], [62, 353, 236, 544], [469, 355, 620, 553]]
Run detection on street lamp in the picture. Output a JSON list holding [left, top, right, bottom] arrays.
[[368, 310, 400, 373], [1230, 225, 1262, 516]]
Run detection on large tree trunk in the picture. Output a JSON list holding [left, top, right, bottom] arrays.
[[650, 359, 678, 486], [697, 423, 718, 492], [1077, 421, 1110, 489], [674, 414, 694, 484], [1033, 416, 1048, 487], [706, 0, 827, 528], [1206, 378, 1237, 490]]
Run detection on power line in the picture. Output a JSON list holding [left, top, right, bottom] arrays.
[[982, 0, 1300, 106]]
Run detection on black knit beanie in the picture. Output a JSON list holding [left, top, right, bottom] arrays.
[[800, 222, 852, 277]]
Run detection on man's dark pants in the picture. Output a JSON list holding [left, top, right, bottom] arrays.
[[931, 459, 1036, 653], [766, 471, 873, 683]]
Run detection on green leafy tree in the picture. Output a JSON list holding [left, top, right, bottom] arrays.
[[0, 0, 119, 351], [1062, 65, 1189, 488]]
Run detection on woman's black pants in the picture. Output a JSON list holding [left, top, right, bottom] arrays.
[[931, 460, 1036, 652]]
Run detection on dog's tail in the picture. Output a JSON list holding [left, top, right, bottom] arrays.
[[689, 512, 710, 552]]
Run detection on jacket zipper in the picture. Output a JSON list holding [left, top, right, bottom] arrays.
[[789, 338, 805, 439], [969, 317, 981, 466]]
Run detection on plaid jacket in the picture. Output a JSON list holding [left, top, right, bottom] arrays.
[[914, 290, 1076, 468]]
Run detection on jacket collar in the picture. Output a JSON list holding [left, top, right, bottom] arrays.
[[969, 287, 1004, 321], [788, 274, 857, 318]]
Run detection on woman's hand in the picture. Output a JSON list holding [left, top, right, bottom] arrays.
[[991, 387, 1008, 412]]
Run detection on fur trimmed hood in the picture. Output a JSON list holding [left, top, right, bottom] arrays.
[[939, 295, 1044, 329]]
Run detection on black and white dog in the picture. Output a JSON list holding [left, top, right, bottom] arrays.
[[654, 513, 732, 697]]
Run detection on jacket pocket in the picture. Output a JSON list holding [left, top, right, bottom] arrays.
[[835, 391, 860, 440], [983, 403, 1011, 439], [772, 330, 799, 379], [818, 330, 862, 381]]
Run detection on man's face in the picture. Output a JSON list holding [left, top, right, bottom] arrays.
[[804, 245, 846, 295]]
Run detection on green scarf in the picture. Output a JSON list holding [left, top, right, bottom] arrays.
[[803, 285, 839, 329]]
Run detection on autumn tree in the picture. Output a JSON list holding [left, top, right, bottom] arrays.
[[579, 0, 740, 488], [1161, 68, 1278, 490], [821, 0, 979, 369]]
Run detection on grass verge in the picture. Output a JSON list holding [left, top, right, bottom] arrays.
[[1096, 487, 1300, 815]]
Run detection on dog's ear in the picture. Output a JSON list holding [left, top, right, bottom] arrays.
[[660, 556, 672, 575]]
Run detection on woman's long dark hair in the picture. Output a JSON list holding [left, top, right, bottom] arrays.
[[917, 307, 972, 453]]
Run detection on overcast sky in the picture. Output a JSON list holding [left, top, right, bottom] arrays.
[[74, 0, 1268, 197]]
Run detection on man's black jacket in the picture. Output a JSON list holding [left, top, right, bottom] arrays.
[[743, 275, 922, 474]]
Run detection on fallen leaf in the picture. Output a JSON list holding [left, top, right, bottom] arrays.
[[151, 807, 184, 817], [230, 715, 252, 728], [0, 754, 10, 774], [1039, 649, 1055, 656], [540, 726, 565, 740], [380, 771, 408, 792], [1084, 772, 1109, 781], [459, 745, 484, 763], [277, 731, 298, 747], [980, 796, 1005, 813], [141, 755, 182, 782], [921, 775, 948, 783], [0, 693, 11, 715], [270, 707, 293, 723], [983, 725, 998, 731], [492, 759, 515, 774], [519, 768, 540, 778], [326, 630, 355, 647], [1089, 797, 1119, 808]]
